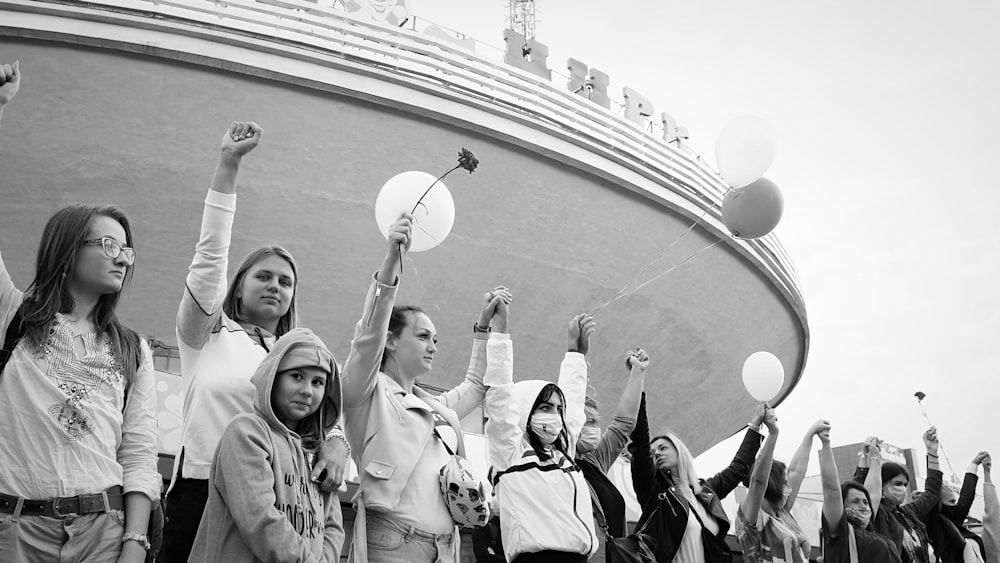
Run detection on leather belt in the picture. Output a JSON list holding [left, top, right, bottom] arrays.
[[0, 486, 124, 518]]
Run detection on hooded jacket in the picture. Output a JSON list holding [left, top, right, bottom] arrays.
[[484, 332, 599, 561], [189, 328, 345, 563]]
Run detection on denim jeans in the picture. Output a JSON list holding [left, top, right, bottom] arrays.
[[0, 509, 125, 562], [356, 510, 456, 563]]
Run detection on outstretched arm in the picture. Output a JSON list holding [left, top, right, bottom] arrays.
[[586, 348, 648, 473], [863, 441, 883, 518], [950, 451, 989, 524], [785, 419, 831, 510], [561, 313, 595, 452], [0, 60, 19, 126], [706, 405, 766, 499], [628, 393, 655, 506], [740, 406, 779, 525], [177, 122, 262, 352], [439, 287, 511, 418], [818, 427, 843, 535], [906, 427, 942, 519], [982, 456, 999, 563]]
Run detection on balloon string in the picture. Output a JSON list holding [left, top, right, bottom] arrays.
[[589, 208, 712, 316], [615, 239, 725, 301], [916, 400, 956, 479]]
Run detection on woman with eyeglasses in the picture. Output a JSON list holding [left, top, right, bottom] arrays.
[[0, 61, 160, 562], [160, 122, 348, 562]]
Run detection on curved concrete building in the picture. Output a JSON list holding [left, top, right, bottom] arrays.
[[0, 0, 807, 457]]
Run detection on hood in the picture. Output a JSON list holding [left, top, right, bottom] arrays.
[[511, 379, 568, 451], [250, 328, 341, 442]]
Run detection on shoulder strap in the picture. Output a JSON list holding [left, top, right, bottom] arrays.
[[848, 522, 860, 563], [0, 302, 28, 375]]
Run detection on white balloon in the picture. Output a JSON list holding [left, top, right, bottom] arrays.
[[375, 171, 455, 252], [741, 351, 785, 402], [715, 116, 777, 188]]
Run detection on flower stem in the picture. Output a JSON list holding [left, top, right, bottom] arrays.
[[410, 165, 460, 214]]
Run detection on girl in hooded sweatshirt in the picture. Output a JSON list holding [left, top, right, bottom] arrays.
[[484, 312, 600, 563], [188, 328, 344, 563]]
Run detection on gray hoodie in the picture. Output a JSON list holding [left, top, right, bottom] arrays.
[[189, 328, 345, 563]]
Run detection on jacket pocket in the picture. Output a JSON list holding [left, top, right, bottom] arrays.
[[365, 460, 395, 480]]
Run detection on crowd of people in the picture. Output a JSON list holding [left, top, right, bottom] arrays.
[[1, 61, 997, 563]]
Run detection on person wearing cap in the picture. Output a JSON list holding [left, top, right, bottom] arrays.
[[188, 328, 345, 562]]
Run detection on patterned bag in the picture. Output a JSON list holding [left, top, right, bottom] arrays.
[[433, 426, 490, 528]]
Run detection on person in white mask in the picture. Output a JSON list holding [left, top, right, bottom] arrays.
[[484, 313, 600, 563], [574, 347, 647, 559]]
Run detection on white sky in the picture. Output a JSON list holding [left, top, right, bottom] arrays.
[[409, 1, 1000, 484]]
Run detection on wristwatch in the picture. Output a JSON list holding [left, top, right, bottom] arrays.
[[122, 531, 151, 552], [473, 322, 491, 334]]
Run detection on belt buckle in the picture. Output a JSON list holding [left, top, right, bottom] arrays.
[[52, 496, 78, 517]]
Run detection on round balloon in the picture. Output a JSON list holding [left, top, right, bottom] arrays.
[[375, 171, 456, 252], [741, 351, 784, 402], [721, 177, 784, 239], [715, 115, 777, 188]]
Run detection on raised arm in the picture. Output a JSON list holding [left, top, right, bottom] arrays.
[[982, 456, 999, 563], [560, 313, 595, 453], [740, 406, 779, 525], [819, 427, 843, 535], [950, 451, 990, 525], [863, 439, 883, 517], [905, 427, 942, 519], [176, 122, 261, 352], [585, 348, 647, 473], [483, 331, 519, 471], [340, 216, 410, 452], [785, 419, 830, 510], [439, 287, 511, 418], [0, 60, 19, 127], [706, 406, 765, 499], [628, 392, 655, 506]]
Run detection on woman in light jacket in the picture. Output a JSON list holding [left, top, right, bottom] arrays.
[[341, 214, 508, 563], [483, 313, 600, 563]]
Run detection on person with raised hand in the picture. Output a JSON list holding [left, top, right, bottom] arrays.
[[628, 389, 765, 562], [483, 313, 599, 562], [818, 424, 900, 562], [923, 450, 993, 563], [0, 60, 20, 125], [575, 346, 647, 558], [341, 214, 508, 563], [855, 427, 943, 563], [161, 121, 350, 562], [982, 455, 999, 563], [735, 411, 816, 562]]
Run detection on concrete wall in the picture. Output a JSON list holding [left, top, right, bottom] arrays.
[[0, 36, 805, 454]]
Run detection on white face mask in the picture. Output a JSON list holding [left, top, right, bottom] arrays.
[[884, 483, 908, 505], [577, 426, 601, 453], [530, 413, 563, 445], [845, 505, 872, 528]]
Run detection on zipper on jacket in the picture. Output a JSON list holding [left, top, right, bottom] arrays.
[[385, 388, 404, 422], [363, 285, 382, 329]]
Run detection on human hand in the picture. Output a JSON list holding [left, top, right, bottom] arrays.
[[749, 404, 767, 428], [624, 347, 649, 372], [312, 436, 350, 492], [923, 426, 939, 453], [478, 286, 512, 330], [974, 451, 991, 465], [809, 419, 832, 437], [387, 213, 413, 258], [818, 425, 831, 445], [220, 121, 262, 157], [567, 314, 596, 355], [762, 405, 779, 433], [0, 61, 20, 107]]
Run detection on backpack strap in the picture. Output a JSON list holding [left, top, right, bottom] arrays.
[[0, 302, 28, 375]]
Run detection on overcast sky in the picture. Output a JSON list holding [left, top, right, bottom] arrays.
[[408, 1, 1000, 484]]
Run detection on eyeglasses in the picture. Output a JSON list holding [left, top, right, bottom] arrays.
[[83, 237, 136, 265]]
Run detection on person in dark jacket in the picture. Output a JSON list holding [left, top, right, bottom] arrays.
[[921, 451, 991, 563], [628, 393, 764, 562], [853, 428, 943, 563]]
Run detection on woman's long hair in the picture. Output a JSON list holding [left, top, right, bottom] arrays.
[[222, 246, 299, 337], [18, 205, 142, 388], [652, 431, 702, 498], [526, 383, 570, 462]]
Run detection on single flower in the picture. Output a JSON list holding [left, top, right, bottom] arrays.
[[458, 148, 479, 174]]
